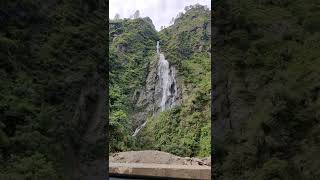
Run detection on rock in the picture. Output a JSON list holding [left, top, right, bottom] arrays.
[[201, 156, 211, 166], [132, 54, 182, 130], [131, 56, 158, 129]]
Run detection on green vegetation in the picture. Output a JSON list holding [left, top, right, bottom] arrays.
[[1, 1, 107, 179], [213, 0, 320, 179], [136, 51, 211, 157], [109, 5, 211, 158], [109, 17, 159, 152], [159, 4, 211, 66], [138, 4, 211, 158]]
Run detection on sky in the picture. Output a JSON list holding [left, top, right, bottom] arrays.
[[109, 0, 211, 31]]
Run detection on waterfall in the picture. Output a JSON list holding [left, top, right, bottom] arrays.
[[157, 41, 177, 111], [132, 120, 147, 137], [158, 54, 177, 111], [157, 41, 160, 54], [132, 41, 178, 136]]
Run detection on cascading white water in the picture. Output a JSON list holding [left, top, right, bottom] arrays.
[[132, 41, 178, 136], [157, 41, 160, 54], [132, 120, 147, 137], [158, 54, 170, 111], [157, 40, 177, 111], [158, 55, 177, 111]]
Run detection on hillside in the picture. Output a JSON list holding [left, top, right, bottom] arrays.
[[109, 17, 159, 152], [109, 5, 211, 158], [136, 5, 211, 157]]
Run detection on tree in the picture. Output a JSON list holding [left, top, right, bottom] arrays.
[[184, 5, 191, 11], [133, 10, 140, 19], [114, 13, 120, 20], [176, 12, 183, 19], [194, 3, 202, 9], [169, 17, 175, 25]]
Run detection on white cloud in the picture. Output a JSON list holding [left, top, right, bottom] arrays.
[[109, 0, 211, 31]]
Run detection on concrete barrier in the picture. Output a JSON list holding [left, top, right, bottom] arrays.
[[109, 163, 211, 180]]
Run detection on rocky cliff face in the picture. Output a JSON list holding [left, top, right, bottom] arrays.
[[132, 54, 182, 130]]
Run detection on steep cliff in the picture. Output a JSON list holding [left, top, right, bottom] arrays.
[[132, 42, 182, 136], [135, 5, 211, 158]]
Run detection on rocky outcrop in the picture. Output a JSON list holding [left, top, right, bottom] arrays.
[[131, 54, 182, 130], [143, 17, 156, 30], [109, 21, 124, 42], [131, 55, 159, 129]]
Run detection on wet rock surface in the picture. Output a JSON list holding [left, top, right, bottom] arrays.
[[132, 52, 182, 132], [132, 56, 159, 130]]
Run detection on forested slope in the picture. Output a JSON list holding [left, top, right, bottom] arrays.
[[0, 1, 107, 179], [134, 5, 212, 158], [109, 5, 211, 158], [109, 17, 159, 152], [213, 0, 320, 179]]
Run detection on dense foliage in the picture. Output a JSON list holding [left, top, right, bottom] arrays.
[[109, 17, 159, 152], [213, 0, 320, 179], [135, 5, 211, 157], [1, 1, 107, 179], [109, 5, 211, 158]]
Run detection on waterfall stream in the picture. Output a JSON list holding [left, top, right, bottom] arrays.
[[158, 55, 177, 111], [157, 41, 178, 111], [132, 41, 178, 137]]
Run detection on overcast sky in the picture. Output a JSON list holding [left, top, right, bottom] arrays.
[[109, 0, 211, 31]]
